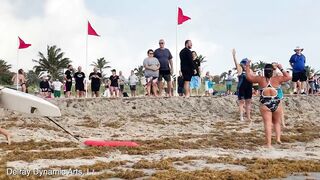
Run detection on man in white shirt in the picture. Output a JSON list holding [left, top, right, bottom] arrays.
[[52, 79, 63, 98], [128, 70, 138, 97]]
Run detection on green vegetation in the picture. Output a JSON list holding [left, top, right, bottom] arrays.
[[90, 57, 111, 78], [33, 45, 71, 80], [0, 59, 13, 85]]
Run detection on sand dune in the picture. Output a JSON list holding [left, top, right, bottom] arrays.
[[0, 96, 319, 179]]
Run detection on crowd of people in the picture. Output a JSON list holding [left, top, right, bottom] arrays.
[[4, 40, 319, 148], [10, 40, 320, 100]]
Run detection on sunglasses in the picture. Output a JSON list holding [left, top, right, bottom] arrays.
[[149, 52, 154, 55], [159, 42, 164, 44]]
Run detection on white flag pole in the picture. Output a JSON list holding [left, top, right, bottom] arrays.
[[85, 21, 89, 98], [175, 4, 179, 96], [16, 39, 19, 91]]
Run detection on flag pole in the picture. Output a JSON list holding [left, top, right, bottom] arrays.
[[85, 22, 89, 98], [175, 3, 179, 96], [16, 39, 19, 91]]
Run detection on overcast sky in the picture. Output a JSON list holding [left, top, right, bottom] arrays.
[[1, 0, 320, 77]]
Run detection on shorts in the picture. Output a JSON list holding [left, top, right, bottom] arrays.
[[146, 76, 158, 84], [130, 85, 136, 91], [253, 85, 259, 91], [120, 84, 124, 92], [237, 87, 252, 100], [54, 90, 61, 98], [158, 70, 171, 82], [41, 88, 49, 92], [190, 76, 200, 89], [75, 83, 85, 91], [226, 84, 232, 91], [277, 88, 284, 100], [309, 82, 316, 90], [66, 81, 72, 92], [110, 86, 119, 92], [292, 71, 307, 82], [91, 85, 100, 92], [178, 87, 184, 94], [182, 70, 193, 82]]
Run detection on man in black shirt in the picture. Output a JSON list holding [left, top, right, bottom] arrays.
[[39, 76, 50, 97], [109, 69, 120, 97], [89, 67, 102, 97], [179, 40, 196, 97], [64, 64, 73, 98], [74, 66, 85, 98]]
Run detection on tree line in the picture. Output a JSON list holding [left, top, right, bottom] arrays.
[[1, 45, 318, 86]]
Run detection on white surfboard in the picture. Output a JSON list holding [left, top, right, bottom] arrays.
[[0, 87, 61, 117]]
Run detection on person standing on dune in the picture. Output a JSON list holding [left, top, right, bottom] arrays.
[[143, 49, 160, 96], [89, 67, 102, 97], [64, 65, 73, 98], [74, 66, 86, 98], [232, 49, 253, 121], [154, 39, 174, 97], [11, 69, 27, 93], [179, 40, 196, 97], [289, 46, 307, 95], [246, 61, 291, 148]]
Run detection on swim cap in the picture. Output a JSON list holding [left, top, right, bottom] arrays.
[[240, 58, 248, 65]]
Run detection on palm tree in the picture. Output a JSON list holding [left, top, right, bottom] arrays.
[[134, 65, 144, 85], [33, 45, 71, 80], [219, 72, 228, 82], [90, 57, 111, 77], [255, 60, 266, 71], [305, 65, 314, 77], [250, 63, 258, 71], [26, 70, 40, 86], [0, 59, 13, 85], [198, 55, 207, 64], [0, 59, 11, 73], [212, 75, 220, 84]]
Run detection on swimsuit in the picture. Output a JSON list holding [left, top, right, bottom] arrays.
[[276, 87, 284, 100], [259, 81, 281, 112], [237, 72, 253, 100]]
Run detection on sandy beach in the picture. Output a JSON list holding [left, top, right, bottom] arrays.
[[0, 95, 320, 179]]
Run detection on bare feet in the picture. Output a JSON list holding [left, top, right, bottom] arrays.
[[264, 144, 273, 149], [276, 140, 282, 145], [6, 135, 11, 145], [282, 120, 286, 128]]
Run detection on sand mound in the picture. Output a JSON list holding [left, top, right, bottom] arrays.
[[0, 96, 320, 179]]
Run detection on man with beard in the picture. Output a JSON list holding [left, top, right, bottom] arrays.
[[74, 66, 86, 98], [89, 67, 102, 97], [179, 40, 196, 97], [64, 64, 73, 98]]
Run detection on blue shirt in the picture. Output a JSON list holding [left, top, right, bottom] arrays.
[[289, 54, 306, 73], [208, 81, 215, 89], [154, 48, 173, 71]]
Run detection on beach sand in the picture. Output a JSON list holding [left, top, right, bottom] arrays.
[[0, 95, 319, 179]]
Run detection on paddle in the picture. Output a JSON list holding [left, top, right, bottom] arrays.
[[46, 116, 80, 142]]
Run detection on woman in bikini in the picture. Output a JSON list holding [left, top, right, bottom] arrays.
[[11, 69, 27, 93], [245, 61, 291, 148]]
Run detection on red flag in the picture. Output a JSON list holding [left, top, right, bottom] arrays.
[[18, 37, 31, 49], [178, 7, 191, 25], [88, 21, 99, 36]]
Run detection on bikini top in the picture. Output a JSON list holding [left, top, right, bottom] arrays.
[[260, 81, 278, 99]]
